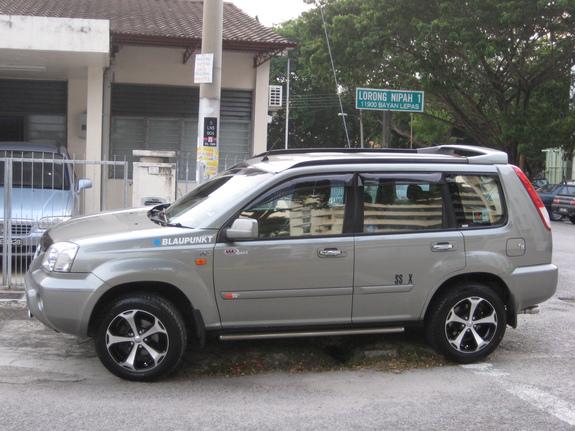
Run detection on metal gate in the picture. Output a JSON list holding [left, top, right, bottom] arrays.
[[1, 156, 129, 289]]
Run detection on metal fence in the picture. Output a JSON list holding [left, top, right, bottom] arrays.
[[1, 157, 129, 289], [1, 151, 249, 289]]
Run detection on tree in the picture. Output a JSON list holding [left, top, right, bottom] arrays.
[[269, 0, 575, 166]]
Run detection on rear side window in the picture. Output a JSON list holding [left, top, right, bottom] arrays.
[[447, 175, 505, 228], [559, 185, 575, 196], [362, 175, 444, 233]]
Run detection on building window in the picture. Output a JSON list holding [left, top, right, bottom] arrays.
[[109, 84, 252, 180]]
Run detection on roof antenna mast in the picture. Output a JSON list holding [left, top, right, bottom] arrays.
[[317, 1, 351, 148]]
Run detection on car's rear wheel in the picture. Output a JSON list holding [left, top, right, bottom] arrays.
[[570, 216, 575, 225], [95, 294, 187, 381], [426, 283, 506, 364], [549, 211, 563, 221]]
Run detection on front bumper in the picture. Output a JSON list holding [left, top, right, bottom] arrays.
[[25, 265, 106, 337]]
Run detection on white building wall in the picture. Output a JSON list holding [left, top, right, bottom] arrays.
[[111, 45, 269, 154], [0, 15, 109, 56], [113, 46, 255, 90], [253, 60, 271, 154]]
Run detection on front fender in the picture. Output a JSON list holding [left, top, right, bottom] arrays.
[[82, 257, 221, 331]]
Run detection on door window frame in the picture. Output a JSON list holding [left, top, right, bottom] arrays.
[[218, 170, 509, 242]]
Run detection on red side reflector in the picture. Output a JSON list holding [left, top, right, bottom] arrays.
[[195, 258, 208, 266], [512, 166, 551, 230]]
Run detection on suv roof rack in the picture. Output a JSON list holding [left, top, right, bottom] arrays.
[[254, 145, 508, 166], [418, 145, 508, 164]]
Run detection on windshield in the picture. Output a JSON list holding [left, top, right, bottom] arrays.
[[164, 167, 273, 227], [0, 161, 70, 189]]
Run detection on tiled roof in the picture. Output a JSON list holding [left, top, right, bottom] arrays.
[[0, 0, 295, 51]]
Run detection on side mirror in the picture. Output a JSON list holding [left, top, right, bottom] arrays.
[[226, 218, 258, 241], [77, 178, 92, 191]]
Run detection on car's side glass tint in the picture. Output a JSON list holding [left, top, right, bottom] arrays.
[[362, 178, 444, 233], [240, 177, 347, 239], [447, 175, 504, 228]]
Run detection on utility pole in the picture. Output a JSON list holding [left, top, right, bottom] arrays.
[[284, 57, 290, 149], [196, 0, 223, 183]]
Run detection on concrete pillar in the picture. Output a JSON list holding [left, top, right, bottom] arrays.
[[253, 60, 271, 154], [66, 78, 88, 159], [84, 65, 104, 214]]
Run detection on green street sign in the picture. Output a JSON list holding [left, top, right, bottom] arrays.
[[356, 88, 425, 112]]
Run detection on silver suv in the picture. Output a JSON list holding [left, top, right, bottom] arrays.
[[25, 145, 558, 381]]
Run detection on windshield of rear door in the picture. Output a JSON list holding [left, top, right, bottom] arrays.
[[164, 167, 273, 228]]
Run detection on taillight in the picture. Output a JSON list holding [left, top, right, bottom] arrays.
[[512, 166, 551, 230], [553, 198, 561, 205], [570, 199, 575, 207]]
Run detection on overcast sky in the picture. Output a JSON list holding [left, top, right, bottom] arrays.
[[229, 0, 314, 27]]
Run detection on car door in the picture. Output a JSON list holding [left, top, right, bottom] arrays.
[[214, 173, 355, 328], [353, 172, 466, 323]]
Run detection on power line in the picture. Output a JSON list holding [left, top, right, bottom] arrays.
[[318, 1, 351, 148]]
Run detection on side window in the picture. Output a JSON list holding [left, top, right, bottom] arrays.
[[447, 175, 505, 228], [361, 175, 444, 234], [239, 175, 349, 239]]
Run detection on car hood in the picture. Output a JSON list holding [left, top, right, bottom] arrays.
[[47, 207, 217, 247], [44, 207, 219, 273], [0, 187, 73, 221], [48, 207, 161, 243]]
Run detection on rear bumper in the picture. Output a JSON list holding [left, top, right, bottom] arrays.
[[551, 205, 575, 218], [508, 263, 558, 312]]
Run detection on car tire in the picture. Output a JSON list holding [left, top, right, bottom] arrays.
[[95, 294, 187, 381], [426, 283, 506, 364], [549, 211, 563, 221], [570, 217, 575, 225]]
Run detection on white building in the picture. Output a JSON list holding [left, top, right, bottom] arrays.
[[0, 0, 294, 210]]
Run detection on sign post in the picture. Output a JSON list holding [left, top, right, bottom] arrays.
[[356, 88, 424, 148], [355, 88, 425, 112]]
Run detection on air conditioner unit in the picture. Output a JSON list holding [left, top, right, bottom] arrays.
[[268, 85, 283, 111]]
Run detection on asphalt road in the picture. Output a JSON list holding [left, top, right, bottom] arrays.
[[0, 221, 574, 430]]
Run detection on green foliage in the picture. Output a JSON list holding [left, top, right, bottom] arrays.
[[269, 0, 575, 163]]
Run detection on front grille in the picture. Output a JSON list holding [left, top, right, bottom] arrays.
[[11, 223, 32, 236]]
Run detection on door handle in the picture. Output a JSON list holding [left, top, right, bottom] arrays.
[[431, 242, 455, 252], [318, 248, 345, 258]]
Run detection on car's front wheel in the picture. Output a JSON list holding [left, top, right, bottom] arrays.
[[426, 283, 506, 364], [95, 294, 187, 381]]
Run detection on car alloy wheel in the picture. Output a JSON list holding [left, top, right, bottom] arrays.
[[95, 294, 187, 381], [105, 309, 169, 372], [444, 296, 498, 353]]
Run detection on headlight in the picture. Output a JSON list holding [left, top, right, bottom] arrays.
[[42, 242, 79, 273], [37, 216, 71, 230]]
